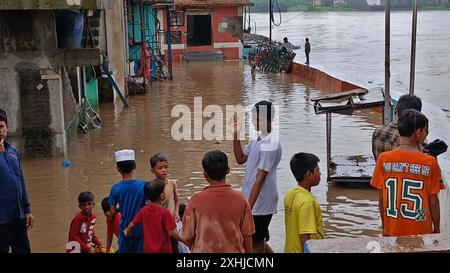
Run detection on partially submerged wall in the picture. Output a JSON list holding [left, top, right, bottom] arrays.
[[291, 62, 361, 93]]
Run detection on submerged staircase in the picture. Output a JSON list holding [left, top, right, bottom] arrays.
[[183, 51, 224, 62]]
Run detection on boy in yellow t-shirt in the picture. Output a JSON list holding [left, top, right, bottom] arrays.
[[284, 153, 324, 253]]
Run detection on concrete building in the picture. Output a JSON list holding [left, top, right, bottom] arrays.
[[366, 0, 382, 5], [161, 0, 253, 62], [0, 0, 117, 157], [333, 0, 348, 7], [313, 0, 323, 6]]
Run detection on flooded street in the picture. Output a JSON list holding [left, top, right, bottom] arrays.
[[22, 11, 450, 253], [25, 62, 381, 253], [252, 11, 450, 111]]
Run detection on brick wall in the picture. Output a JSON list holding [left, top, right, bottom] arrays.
[[18, 67, 53, 158]]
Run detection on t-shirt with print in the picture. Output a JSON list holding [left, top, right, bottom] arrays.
[[371, 149, 441, 236], [242, 132, 282, 216], [284, 185, 324, 253]]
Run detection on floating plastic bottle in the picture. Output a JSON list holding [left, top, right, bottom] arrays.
[[63, 160, 72, 168]]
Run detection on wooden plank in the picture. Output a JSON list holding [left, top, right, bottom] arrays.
[[305, 232, 450, 253], [330, 155, 375, 184], [331, 155, 375, 167], [312, 88, 368, 102]]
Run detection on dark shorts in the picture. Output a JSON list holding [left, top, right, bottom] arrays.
[[252, 215, 273, 243], [171, 237, 179, 253], [0, 219, 31, 253]]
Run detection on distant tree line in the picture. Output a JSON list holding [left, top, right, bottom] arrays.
[[250, 0, 450, 13]]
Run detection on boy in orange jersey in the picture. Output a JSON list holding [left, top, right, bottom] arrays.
[[371, 109, 441, 236]]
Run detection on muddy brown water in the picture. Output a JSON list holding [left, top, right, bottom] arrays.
[[24, 61, 381, 253]]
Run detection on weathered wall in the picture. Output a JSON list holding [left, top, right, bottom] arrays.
[[104, 0, 127, 98], [0, 67, 21, 136], [98, 10, 108, 53], [0, 10, 56, 151], [0, 10, 69, 156], [18, 65, 53, 158], [62, 69, 77, 126]]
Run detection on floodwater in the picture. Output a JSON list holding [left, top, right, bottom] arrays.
[[251, 11, 450, 112], [23, 11, 450, 253], [25, 61, 381, 253]]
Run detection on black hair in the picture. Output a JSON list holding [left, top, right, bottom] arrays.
[[252, 100, 275, 122], [150, 153, 168, 169], [101, 197, 120, 217], [117, 160, 136, 174], [290, 153, 320, 183], [397, 109, 428, 137], [396, 94, 422, 115], [78, 191, 94, 204], [305, 38, 309, 42], [144, 179, 165, 202], [284, 37, 288, 41], [0, 109, 7, 125], [202, 150, 228, 181], [101, 197, 110, 213], [179, 203, 187, 219]]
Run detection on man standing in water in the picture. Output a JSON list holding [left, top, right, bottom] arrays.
[[232, 101, 282, 253], [0, 109, 34, 253], [305, 38, 311, 65]]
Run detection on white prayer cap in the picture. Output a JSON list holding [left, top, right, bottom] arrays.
[[115, 149, 135, 162]]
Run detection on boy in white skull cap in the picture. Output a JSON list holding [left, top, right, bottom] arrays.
[[107, 149, 147, 253]]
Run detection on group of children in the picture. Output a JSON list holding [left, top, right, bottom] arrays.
[[67, 152, 189, 253], [67, 102, 443, 254]]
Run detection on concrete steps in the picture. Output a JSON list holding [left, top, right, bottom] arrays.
[[183, 51, 224, 62]]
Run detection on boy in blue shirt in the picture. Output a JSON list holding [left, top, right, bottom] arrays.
[[108, 149, 147, 253]]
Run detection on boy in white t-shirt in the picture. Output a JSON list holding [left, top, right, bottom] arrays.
[[232, 100, 282, 253]]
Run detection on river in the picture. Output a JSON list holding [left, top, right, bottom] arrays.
[[251, 11, 450, 112]]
